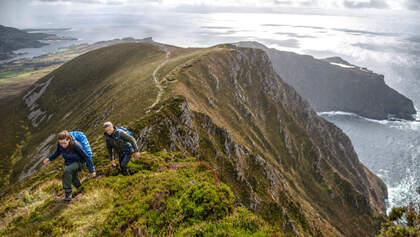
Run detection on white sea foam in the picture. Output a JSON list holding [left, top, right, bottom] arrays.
[[388, 109, 420, 131], [318, 111, 357, 116], [318, 110, 420, 130], [386, 168, 420, 213], [317, 111, 389, 124]]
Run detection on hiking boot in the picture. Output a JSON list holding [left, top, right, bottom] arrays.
[[121, 167, 130, 176], [64, 191, 72, 202], [73, 185, 84, 197]]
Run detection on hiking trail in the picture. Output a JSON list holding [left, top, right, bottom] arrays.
[[148, 46, 170, 111]]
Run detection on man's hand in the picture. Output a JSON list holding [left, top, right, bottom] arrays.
[[43, 158, 50, 165], [111, 160, 117, 167], [134, 152, 141, 159], [91, 172, 96, 178]]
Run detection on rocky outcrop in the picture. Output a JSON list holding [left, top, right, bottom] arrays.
[[235, 41, 416, 121], [134, 44, 388, 236], [133, 97, 323, 235], [22, 76, 54, 127]]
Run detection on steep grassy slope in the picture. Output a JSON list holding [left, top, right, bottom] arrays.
[[0, 42, 172, 187], [0, 42, 387, 236], [0, 95, 30, 188], [0, 148, 281, 236]]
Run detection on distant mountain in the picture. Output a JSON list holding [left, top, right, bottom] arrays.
[[0, 42, 387, 236], [0, 36, 156, 102], [0, 25, 77, 60], [236, 41, 416, 121]]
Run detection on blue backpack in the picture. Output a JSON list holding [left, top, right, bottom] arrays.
[[69, 131, 93, 158], [117, 126, 133, 136], [116, 126, 133, 150]]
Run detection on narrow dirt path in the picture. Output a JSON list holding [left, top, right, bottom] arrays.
[[149, 46, 170, 111]]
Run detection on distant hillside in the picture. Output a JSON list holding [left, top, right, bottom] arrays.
[[0, 25, 76, 60], [0, 42, 387, 236], [236, 41, 416, 121], [0, 36, 155, 102]]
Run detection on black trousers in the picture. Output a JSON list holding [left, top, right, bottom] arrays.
[[118, 152, 132, 176]]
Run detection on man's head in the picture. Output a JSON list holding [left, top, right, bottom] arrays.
[[103, 121, 114, 135], [57, 130, 72, 148]]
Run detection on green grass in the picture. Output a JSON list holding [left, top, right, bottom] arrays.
[[0, 151, 281, 236], [0, 71, 24, 79]]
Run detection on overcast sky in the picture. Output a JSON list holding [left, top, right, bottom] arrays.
[[5, 0, 419, 10], [1, 0, 419, 28]]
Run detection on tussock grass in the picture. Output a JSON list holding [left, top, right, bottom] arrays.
[[0, 151, 281, 236]]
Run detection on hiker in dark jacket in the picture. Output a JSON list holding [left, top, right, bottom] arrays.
[[43, 130, 96, 202], [103, 121, 140, 176]]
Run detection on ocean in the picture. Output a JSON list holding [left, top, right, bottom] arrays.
[[3, 10, 420, 211]]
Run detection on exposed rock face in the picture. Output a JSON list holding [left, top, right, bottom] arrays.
[[133, 44, 387, 236], [133, 97, 313, 235], [235, 41, 416, 121], [22, 76, 54, 127]]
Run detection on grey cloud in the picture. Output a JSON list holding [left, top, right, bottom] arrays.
[[261, 24, 290, 27], [37, 0, 161, 4], [38, 0, 103, 3], [294, 25, 325, 30], [273, 0, 293, 5], [405, 0, 420, 10], [198, 29, 239, 36], [299, 1, 317, 7], [275, 32, 317, 38], [352, 42, 420, 55], [261, 24, 326, 30], [332, 28, 398, 37], [343, 0, 389, 9], [262, 24, 398, 38], [273, 0, 318, 7], [202, 26, 233, 30], [406, 36, 420, 44]]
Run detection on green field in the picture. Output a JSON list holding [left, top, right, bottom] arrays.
[[0, 71, 27, 79]]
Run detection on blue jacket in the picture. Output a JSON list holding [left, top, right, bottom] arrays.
[[49, 140, 96, 173]]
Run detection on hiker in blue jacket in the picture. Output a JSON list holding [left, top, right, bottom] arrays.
[[43, 130, 96, 202], [103, 121, 140, 176]]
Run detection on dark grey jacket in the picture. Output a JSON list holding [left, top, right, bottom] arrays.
[[104, 127, 139, 160]]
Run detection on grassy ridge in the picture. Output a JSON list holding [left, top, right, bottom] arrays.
[[0, 149, 282, 236]]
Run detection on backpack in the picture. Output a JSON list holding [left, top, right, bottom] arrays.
[[69, 131, 93, 159], [117, 126, 133, 136], [116, 126, 133, 150]]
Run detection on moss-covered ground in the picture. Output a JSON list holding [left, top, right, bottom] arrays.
[[0, 150, 283, 236]]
